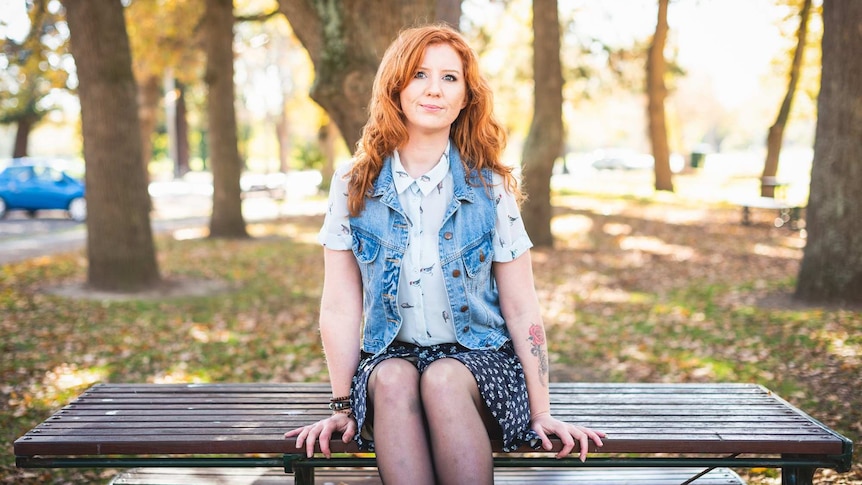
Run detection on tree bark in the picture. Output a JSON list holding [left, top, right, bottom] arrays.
[[762, 0, 812, 198], [175, 83, 191, 177], [521, 0, 563, 248], [204, 0, 248, 238], [63, 0, 160, 291], [277, 0, 436, 152], [12, 112, 35, 158], [646, 0, 673, 192], [437, 0, 461, 30], [795, 0, 862, 305], [137, 74, 161, 178]]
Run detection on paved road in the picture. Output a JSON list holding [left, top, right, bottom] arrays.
[[0, 179, 325, 265]]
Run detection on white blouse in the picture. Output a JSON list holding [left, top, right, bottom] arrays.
[[318, 147, 532, 346]]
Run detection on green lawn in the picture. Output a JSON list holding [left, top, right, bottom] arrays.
[[2, 188, 859, 484]]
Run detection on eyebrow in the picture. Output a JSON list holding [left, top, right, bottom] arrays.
[[417, 65, 463, 75]]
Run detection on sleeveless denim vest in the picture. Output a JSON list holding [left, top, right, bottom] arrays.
[[349, 147, 510, 356]]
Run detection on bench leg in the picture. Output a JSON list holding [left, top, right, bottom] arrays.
[[741, 206, 752, 225], [781, 465, 816, 485], [293, 464, 314, 485]]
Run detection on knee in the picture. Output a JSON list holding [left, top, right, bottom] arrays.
[[369, 358, 420, 401], [421, 359, 475, 400]]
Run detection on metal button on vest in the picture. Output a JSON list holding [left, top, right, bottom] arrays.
[[460, 305, 468, 312], [462, 326, 469, 333], [452, 269, 461, 277], [444, 232, 453, 240], [479, 251, 486, 262]]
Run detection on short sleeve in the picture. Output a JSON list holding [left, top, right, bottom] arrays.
[[317, 163, 354, 251], [491, 173, 532, 262]]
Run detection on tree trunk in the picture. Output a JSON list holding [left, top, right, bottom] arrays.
[[204, 0, 248, 238], [437, 0, 461, 30], [275, 111, 291, 173], [795, 0, 862, 305], [521, 0, 563, 248], [175, 83, 190, 177], [647, 0, 673, 192], [277, 0, 436, 152], [137, 74, 161, 178], [63, 0, 160, 292], [12, 113, 35, 158], [762, 0, 812, 198]]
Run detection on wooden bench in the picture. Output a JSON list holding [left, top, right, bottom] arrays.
[[14, 383, 852, 485], [731, 177, 805, 229]]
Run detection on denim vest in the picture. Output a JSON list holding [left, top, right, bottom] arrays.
[[349, 147, 510, 356]]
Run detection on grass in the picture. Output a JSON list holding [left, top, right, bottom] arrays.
[[1, 176, 860, 484]]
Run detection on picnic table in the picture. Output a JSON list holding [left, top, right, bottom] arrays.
[[14, 382, 853, 484]]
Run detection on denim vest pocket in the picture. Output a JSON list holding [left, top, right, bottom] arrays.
[[462, 232, 494, 279], [352, 229, 381, 264]]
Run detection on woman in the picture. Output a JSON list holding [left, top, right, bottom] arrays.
[[286, 24, 605, 485]]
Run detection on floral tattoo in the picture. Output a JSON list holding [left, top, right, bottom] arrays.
[[528, 323, 549, 386]]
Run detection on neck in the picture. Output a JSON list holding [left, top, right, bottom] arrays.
[[399, 134, 449, 178]]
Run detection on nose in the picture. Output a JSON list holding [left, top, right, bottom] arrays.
[[425, 77, 442, 96]]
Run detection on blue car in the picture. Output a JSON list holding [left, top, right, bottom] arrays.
[[0, 159, 87, 221]]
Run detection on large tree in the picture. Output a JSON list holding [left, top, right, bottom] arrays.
[[646, 0, 673, 192], [0, 0, 71, 157], [761, 0, 813, 197], [204, 0, 248, 238], [277, 0, 437, 151], [63, 0, 160, 291], [795, 0, 862, 304], [520, 0, 563, 247]]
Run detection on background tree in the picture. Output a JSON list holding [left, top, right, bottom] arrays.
[[520, 0, 563, 247], [795, 0, 862, 304], [646, 0, 673, 192], [204, 0, 248, 238], [0, 0, 71, 157], [62, 0, 160, 291], [761, 0, 813, 197], [126, 0, 204, 179], [277, 0, 437, 151]]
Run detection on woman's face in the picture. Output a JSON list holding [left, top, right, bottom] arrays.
[[399, 43, 468, 138]]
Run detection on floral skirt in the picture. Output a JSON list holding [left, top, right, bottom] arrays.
[[349, 340, 540, 452]]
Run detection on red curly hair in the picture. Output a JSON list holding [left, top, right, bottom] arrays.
[[346, 24, 520, 216]]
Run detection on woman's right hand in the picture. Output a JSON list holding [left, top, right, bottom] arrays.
[[284, 413, 357, 458]]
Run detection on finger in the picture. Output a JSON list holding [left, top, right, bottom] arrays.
[[292, 427, 309, 449], [533, 427, 553, 451], [589, 429, 606, 447], [342, 421, 357, 443], [304, 426, 319, 458], [578, 431, 589, 462], [319, 424, 335, 459], [556, 430, 575, 459]]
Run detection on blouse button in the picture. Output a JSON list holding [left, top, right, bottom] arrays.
[[444, 232, 453, 240], [452, 269, 461, 277]]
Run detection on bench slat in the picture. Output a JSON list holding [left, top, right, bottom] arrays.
[[110, 467, 746, 485]]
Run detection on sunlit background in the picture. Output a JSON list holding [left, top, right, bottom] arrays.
[[0, 0, 820, 194]]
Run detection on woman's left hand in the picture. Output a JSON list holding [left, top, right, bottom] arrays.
[[530, 412, 606, 461]]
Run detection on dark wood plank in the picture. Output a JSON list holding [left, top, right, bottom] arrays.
[[14, 382, 850, 459]]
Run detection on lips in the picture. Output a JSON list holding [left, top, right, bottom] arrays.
[[420, 104, 443, 111]]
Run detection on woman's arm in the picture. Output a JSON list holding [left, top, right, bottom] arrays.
[[319, 248, 364, 397], [495, 251, 605, 461], [285, 248, 363, 458]]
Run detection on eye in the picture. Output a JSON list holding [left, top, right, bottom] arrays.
[[414, 71, 427, 79], [443, 74, 458, 82]]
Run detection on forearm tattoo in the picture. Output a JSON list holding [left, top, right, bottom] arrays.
[[528, 323, 549, 386]]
